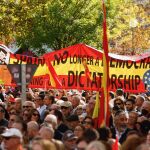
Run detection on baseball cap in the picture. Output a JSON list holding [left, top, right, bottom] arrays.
[[9, 97, 15, 103], [1, 128, 22, 139], [62, 130, 77, 141]]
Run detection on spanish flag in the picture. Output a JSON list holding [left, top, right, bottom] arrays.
[[92, 92, 100, 128], [92, 91, 105, 128], [102, 0, 110, 126], [92, 0, 110, 128]]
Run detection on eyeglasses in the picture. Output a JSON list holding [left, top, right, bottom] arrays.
[[82, 121, 92, 125], [3, 137, 16, 140], [23, 106, 31, 108], [61, 106, 68, 110], [33, 113, 39, 117], [9, 112, 16, 115]]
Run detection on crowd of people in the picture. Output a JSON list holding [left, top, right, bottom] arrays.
[[0, 85, 149, 150]]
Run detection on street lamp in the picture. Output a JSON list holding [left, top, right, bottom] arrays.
[[129, 19, 138, 55]]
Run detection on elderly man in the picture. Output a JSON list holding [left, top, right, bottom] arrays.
[[27, 121, 39, 142], [39, 124, 64, 150], [60, 101, 72, 119], [14, 98, 22, 115], [111, 110, 128, 144], [44, 114, 57, 130], [22, 101, 36, 111], [71, 95, 81, 114], [1, 128, 23, 150], [39, 125, 54, 140]]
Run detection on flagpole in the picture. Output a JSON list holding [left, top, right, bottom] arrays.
[[102, 0, 110, 127]]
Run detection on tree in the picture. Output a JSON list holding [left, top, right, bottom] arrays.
[[0, 0, 103, 55], [107, 0, 150, 55], [0, 0, 149, 55]]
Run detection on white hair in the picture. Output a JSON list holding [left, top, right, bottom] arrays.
[[86, 141, 106, 150], [27, 121, 39, 131], [44, 114, 57, 129], [23, 101, 36, 108]]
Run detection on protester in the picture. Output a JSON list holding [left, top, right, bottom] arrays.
[[74, 124, 85, 138], [44, 94, 55, 108], [14, 97, 22, 115], [50, 109, 69, 140], [82, 116, 94, 129], [76, 137, 88, 150], [8, 114, 20, 128], [110, 110, 128, 143], [30, 109, 41, 124], [35, 94, 47, 121], [135, 95, 145, 112], [1, 128, 23, 150], [0, 85, 150, 150], [62, 130, 77, 150], [22, 109, 32, 123], [86, 140, 106, 150], [31, 139, 57, 150], [27, 121, 39, 143], [22, 101, 36, 111], [60, 101, 72, 119], [67, 114, 80, 130], [121, 135, 145, 150], [125, 99, 136, 112], [82, 128, 99, 143], [39, 124, 64, 150], [141, 101, 150, 117]]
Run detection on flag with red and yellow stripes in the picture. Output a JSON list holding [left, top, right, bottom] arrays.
[[101, 0, 110, 126], [92, 91, 105, 128]]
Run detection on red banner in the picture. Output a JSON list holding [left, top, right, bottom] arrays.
[[0, 43, 149, 92]]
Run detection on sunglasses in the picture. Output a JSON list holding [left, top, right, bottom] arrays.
[[61, 106, 68, 110], [3, 137, 16, 140], [33, 113, 39, 116], [9, 112, 16, 115], [23, 106, 31, 109]]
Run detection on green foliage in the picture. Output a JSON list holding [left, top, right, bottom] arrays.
[[0, 0, 149, 55], [0, 0, 103, 55]]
